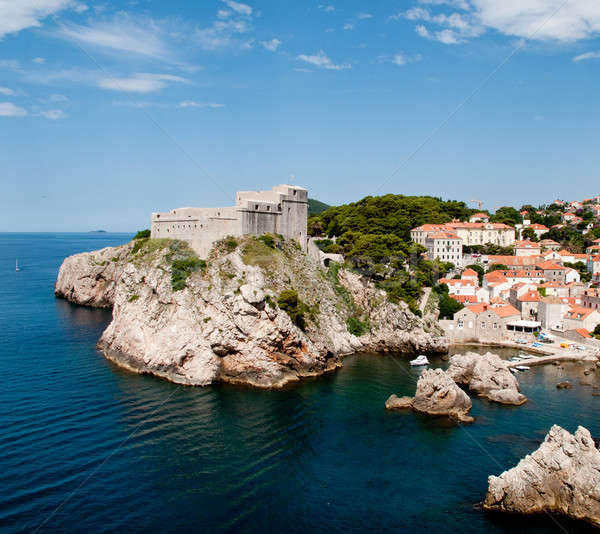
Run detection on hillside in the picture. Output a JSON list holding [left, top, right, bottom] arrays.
[[308, 198, 331, 216]]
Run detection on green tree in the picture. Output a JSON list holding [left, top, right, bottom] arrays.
[[521, 227, 539, 242], [491, 207, 523, 227], [133, 229, 151, 239]]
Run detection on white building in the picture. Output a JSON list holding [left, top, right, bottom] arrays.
[[424, 231, 463, 265]]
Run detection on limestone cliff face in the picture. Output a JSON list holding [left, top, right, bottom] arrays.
[[484, 425, 600, 527], [55, 237, 448, 387]]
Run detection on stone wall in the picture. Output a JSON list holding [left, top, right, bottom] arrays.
[[151, 184, 308, 258]]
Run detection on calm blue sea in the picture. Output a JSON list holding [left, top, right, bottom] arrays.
[[0, 233, 598, 534]]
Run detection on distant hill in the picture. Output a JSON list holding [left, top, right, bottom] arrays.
[[308, 198, 331, 217]]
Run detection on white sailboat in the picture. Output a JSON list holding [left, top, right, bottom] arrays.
[[15, 259, 20, 272]]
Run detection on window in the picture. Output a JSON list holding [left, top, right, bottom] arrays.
[[255, 205, 259, 210], [481, 321, 486, 328], [458, 320, 464, 329]]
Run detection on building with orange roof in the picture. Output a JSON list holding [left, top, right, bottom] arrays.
[[423, 231, 462, 265], [514, 240, 542, 257], [587, 255, 600, 282], [469, 212, 490, 223], [411, 221, 515, 248], [536, 260, 567, 283], [461, 268, 479, 284], [539, 238, 561, 251], [444, 302, 536, 342], [563, 306, 600, 332]]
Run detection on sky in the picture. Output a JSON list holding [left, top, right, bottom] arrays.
[[1, 0, 599, 232]]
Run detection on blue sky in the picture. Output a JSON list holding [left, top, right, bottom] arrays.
[[1, 0, 599, 231]]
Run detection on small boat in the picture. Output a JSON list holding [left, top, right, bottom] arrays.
[[410, 355, 429, 367], [509, 356, 523, 362], [510, 368, 519, 374], [515, 365, 530, 371], [15, 259, 20, 272], [518, 354, 536, 360]]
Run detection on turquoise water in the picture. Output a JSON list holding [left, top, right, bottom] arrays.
[[1, 233, 598, 533]]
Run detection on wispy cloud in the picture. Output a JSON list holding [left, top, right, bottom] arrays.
[[39, 109, 66, 120], [57, 13, 171, 60], [343, 23, 354, 31], [98, 73, 189, 93], [395, 7, 482, 44], [32, 57, 45, 63], [318, 5, 335, 12], [0, 87, 16, 95], [260, 38, 281, 52], [0, 59, 20, 70], [358, 13, 373, 20], [297, 50, 351, 70], [178, 101, 225, 109], [392, 51, 423, 65], [196, 5, 254, 50], [0, 102, 27, 116], [221, 0, 252, 16], [573, 51, 600, 62]]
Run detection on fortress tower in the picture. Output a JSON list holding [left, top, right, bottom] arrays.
[[150, 185, 308, 258]]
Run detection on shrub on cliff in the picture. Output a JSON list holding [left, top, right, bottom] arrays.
[[133, 229, 151, 240], [171, 257, 206, 291], [277, 289, 308, 330], [346, 316, 370, 336]]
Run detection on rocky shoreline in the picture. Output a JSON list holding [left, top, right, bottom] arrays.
[[484, 425, 600, 527], [55, 236, 447, 388]]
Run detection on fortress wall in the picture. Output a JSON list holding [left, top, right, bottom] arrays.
[[150, 184, 309, 258]]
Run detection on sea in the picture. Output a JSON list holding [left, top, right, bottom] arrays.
[[0, 232, 598, 534]]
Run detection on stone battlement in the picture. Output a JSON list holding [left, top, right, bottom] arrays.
[[151, 184, 308, 258]]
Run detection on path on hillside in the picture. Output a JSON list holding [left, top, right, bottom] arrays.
[[420, 287, 432, 315]]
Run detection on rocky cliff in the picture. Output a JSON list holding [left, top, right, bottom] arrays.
[[55, 236, 447, 387], [484, 425, 600, 527]]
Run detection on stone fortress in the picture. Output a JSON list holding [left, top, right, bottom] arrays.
[[151, 184, 309, 258]]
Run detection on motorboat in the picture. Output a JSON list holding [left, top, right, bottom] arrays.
[[410, 355, 430, 367], [514, 365, 530, 371]]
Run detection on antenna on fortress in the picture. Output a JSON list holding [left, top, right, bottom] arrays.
[[470, 199, 483, 210], [289, 174, 295, 185]]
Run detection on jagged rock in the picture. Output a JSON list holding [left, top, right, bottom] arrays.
[[447, 352, 527, 406], [484, 425, 600, 527], [556, 381, 572, 389], [385, 394, 412, 410], [386, 369, 474, 423], [55, 237, 448, 388]]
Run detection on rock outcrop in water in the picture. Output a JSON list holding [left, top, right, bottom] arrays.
[[447, 352, 527, 405], [484, 425, 600, 527], [386, 368, 473, 423], [55, 236, 447, 388]]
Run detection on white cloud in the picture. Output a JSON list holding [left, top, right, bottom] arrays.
[[0, 0, 77, 38], [0, 102, 27, 116], [392, 52, 423, 65], [32, 57, 45, 63], [58, 14, 171, 60], [48, 93, 68, 101], [318, 5, 335, 12], [221, 0, 252, 16], [358, 13, 373, 19], [343, 23, 354, 30], [196, 7, 253, 50], [39, 109, 66, 119], [415, 25, 431, 38], [0, 86, 15, 95], [178, 101, 225, 109], [419, 0, 469, 9], [98, 73, 188, 93], [470, 0, 600, 41], [260, 38, 281, 51], [573, 51, 600, 62], [297, 50, 351, 70], [0, 59, 20, 69], [405, 1, 600, 43]]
